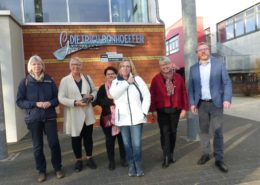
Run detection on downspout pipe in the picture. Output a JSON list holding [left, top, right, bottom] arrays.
[[155, 0, 165, 24]]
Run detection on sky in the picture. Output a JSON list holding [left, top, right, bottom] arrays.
[[158, 0, 260, 28]]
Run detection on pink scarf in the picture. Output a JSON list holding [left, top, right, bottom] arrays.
[[105, 81, 119, 135], [161, 70, 175, 96], [105, 81, 115, 123]]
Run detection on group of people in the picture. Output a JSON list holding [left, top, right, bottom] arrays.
[[16, 42, 232, 183]]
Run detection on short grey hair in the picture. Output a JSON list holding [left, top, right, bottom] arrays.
[[69, 57, 83, 66], [27, 55, 45, 73], [159, 56, 171, 64]]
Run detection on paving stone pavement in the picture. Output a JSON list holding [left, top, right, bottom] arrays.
[[1, 97, 260, 185]]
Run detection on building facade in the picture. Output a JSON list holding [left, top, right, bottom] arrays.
[[214, 2, 260, 95], [166, 2, 260, 95], [165, 17, 205, 77], [0, 0, 165, 142]]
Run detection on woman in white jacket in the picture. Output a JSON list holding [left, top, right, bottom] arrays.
[[109, 59, 151, 177], [58, 57, 97, 172]]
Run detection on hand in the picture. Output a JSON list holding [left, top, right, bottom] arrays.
[[190, 105, 197, 114], [81, 95, 94, 104], [36, 102, 44, 108], [42, 102, 51, 109], [223, 101, 231, 109], [75, 100, 87, 107], [127, 75, 135, 84], [152, 111, 158, 123], [179, 110, 186, 119], [36, 101, 51, 109]]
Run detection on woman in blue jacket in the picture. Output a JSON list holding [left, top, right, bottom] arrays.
[[16, 55, 64, 183]]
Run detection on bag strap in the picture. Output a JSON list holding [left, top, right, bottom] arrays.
[[133, 81, 143, 103], [84, 75, 92, 93]]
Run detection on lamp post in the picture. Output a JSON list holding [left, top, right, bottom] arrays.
[[182, 0, 200, 141]]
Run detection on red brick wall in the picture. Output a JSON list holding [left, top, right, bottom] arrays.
[[22, 24, 165, 127]]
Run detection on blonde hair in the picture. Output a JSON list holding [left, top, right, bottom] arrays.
[[27, 55, 45, 73], [119, 58, 138, 76]]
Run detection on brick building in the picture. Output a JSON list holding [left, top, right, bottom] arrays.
[[0, 0, 165, 142]]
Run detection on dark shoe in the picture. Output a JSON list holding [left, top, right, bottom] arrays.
[[120, 158, 128, 167], [86, 158, 97, 169], [169, 156, 176, 164], [108, 161, 115, 171], [197, 154, 210, 165], [162, 156, 170, 168], [55, 170, 64, 179], [37, 172, 46, 183], [74, 160, 83, 172], [169, 153, 176, 163], [215, 161, 228, 173]]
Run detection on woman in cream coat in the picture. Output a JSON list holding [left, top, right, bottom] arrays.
[[58, 57, 97, 172]]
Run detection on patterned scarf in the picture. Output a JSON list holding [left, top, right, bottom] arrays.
[[161, 69, 175, 96], [105, 81, 115, 125], [30, 72, 44, 81], [105, 81, 120, 136]]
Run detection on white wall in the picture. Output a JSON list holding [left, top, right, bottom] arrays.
[[0, 11, 27, 143]]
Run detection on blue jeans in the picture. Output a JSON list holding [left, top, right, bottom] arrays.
[[28, 120, 62, 173], [120, 124, 143, 175]]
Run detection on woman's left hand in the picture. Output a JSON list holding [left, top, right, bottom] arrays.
[[42, 102, 51, 109], [180, 110, 186, 119]]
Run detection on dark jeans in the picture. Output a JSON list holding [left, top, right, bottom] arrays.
[[101, 123, 125, 162], [27, 120, 62, 173], [71, 124, 93, 159], [198, 101, 224, 162], [157, 110, 181, 159]]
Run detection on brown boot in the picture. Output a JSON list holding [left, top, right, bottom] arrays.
[[55, 170, 65, 179], [37, 172, 46, 183]]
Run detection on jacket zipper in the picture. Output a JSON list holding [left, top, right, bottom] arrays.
[[127, 88, 133, 125]]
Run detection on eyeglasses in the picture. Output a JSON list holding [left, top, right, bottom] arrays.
[[197, 48, 209, 52], [121, 65, 131, 68], [106, 73, 116, 76], [71, 63, 81, 67]]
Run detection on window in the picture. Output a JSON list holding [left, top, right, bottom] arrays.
[[111, 0, 148, 22], [69, 0, 109, 22], [225, 18, 234, 40], [217, 3, 260, 42], [166, 35, 179, 55], [24, 0, 67, 22], [42, 0, 67, 22], [245, 8, 256, 33], [235, 13, 244, 36], [217, 21, 226, 43], [0, 0, 22, 22], [257, 5, 260, 29], [166, 41, 169, 55], [3, 0, 150, 24]]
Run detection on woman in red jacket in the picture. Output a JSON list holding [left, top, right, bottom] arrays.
[[150, 56, 188, 168]]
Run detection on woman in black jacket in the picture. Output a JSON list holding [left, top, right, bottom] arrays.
[[95, 66, 127, 170], [16, 55, 64, 182]]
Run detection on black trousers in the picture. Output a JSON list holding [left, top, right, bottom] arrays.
[[101, 118, 125, 162], [28, 120, 62, 173], [71, 124, 93, 159], [157, 110, 181, 159]]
